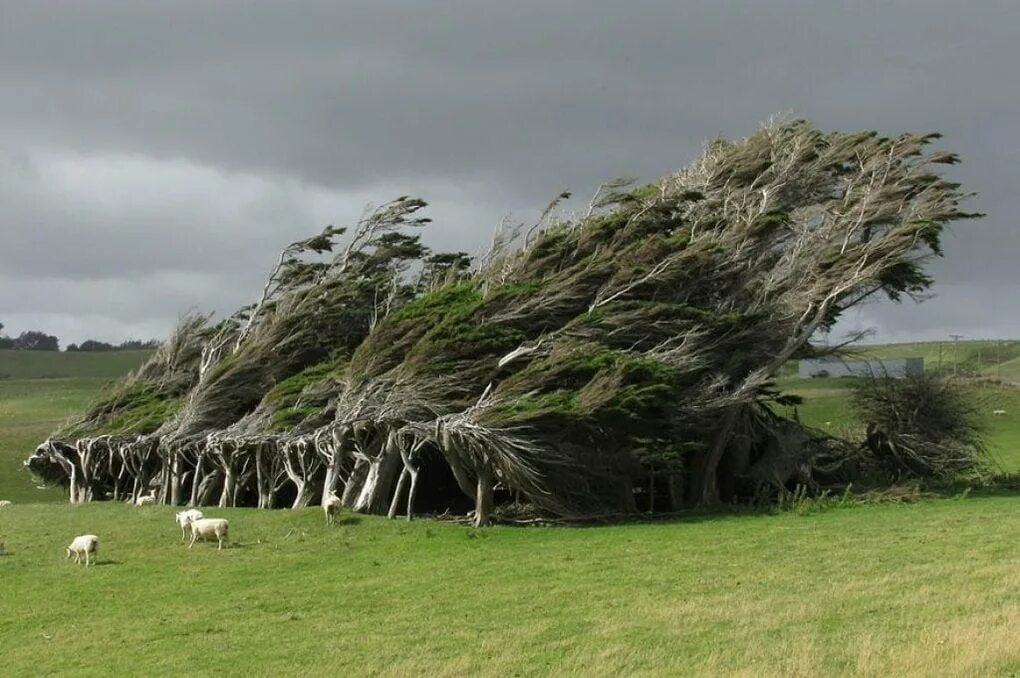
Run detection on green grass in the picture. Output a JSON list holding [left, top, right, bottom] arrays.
[[0, 350, 151, 502], [776, 376, 1020, 472], [1, 348, 1019, 674], [1, 501, 1018, 676], [0, 380, 110, 503], [0, 350, 153, 380]]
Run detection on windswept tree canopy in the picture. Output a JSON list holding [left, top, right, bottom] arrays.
[[28, 120, 980, 522]]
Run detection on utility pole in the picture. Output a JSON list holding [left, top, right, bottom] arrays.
[[949, 334, 964, 376]]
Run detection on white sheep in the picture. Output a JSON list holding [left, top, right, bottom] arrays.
[[323, 494, 342, 525], [0, 500, 12, 508], [188, 518, 229, 550], [135, 493, 157, 507], [993, 409, 1007, 416], [175, 509, 205, 541], [66, 534, 99, 567]]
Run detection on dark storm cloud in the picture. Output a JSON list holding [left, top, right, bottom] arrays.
[[1, 1, 1018, 343]]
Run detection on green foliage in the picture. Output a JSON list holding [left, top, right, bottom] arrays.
[[410, 316, 524, 375], [485, 279, 546, 301], [67, 383, 181, 436], [269, 404, 324, 432], [488, 342, 679, 436], [263, 356, 345, 407], [389, 283, 482, 322], [262, 355, 347, 432], [102, 390, 181, 435]]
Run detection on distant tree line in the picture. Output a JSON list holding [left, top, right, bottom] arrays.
[[66, 339, 161, 352], [0, 320, 157, 352], [0, 322, 60, 351]]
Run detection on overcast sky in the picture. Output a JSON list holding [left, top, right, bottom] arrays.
[[1, 1, 1017, 346]]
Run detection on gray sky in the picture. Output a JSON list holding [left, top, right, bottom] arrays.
[[1, 1, 1017, 345]]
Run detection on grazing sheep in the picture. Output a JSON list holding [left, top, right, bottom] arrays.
[[188, 518, 229, 550], [175, 509, 205, 541], [135, 494, 157, 507], [0, 500, 12, 508], [993, 409, 1007, 416], [66, 534, 99, 567], [323, 494, 342, 525]]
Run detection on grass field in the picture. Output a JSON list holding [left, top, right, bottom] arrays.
[[0, 350, 151, 502], [1, 346, 1019, 675], [776, 376, 1020, 472], [1, 499, 1018, 676], [0, 349, 152, 381]]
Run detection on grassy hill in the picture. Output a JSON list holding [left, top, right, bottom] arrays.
[[852, 339, 1020, 380], [777, 340, 1020, 472], [0, 350, 153, 381], [0, 350, 152, 502]]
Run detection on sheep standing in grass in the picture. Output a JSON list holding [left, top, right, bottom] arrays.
[[188, 518, 229, 550], [0, 500, 12, 508], [66, 534, 99, 567], [993, 409, 1007, 416], [323, 494, 342, 525], [135, 493, 157, 507], [175, 509, 205, 541]]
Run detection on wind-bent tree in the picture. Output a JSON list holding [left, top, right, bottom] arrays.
[[27, 119, 980, 520]]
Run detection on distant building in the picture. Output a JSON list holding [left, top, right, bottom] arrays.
[[798, 357, 923, 379]]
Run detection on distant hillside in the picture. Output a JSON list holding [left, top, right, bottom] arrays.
[[834, 340, 1020, 381], [0, 350, 153, 381], [778, 340, 1020, 472]]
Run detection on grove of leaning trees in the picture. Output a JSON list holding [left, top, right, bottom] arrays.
[[25, 120, 982, 525]]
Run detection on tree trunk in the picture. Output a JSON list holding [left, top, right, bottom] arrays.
[[189, 457, 204, 507], [321, 461, 343, 507], [353, 448, 402, 514], [388, 468, 409, 519], [170, 454, 183, 506], [69, 466, 80, 505], [219, 468, 235, 508], [696, 405, 741, 505], [77, 441, 92, 504], [255, 445, 273, 509], [667, 473, 684, 511], [196, 470, 220, 506], [474, 469, 494, 527], [291, 481, 315, 509], [233, 470, 252, 507], [319, 429, 347, 508], [341, 458, 368, 507], [406, 468, 419, 521]]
